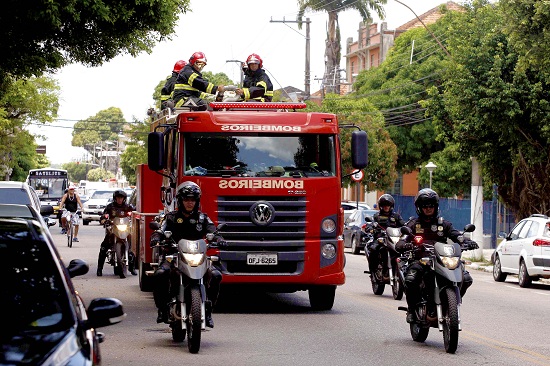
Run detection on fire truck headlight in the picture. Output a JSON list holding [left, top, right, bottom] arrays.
[[321, 243, 336, 259], [322, 219, 336, 233]]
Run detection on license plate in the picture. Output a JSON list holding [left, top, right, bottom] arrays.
[[247, 253, 278, 265]]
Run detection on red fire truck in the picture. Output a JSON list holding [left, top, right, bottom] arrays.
[[134, 101, 368, 310]]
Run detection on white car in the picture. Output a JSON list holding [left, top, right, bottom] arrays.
[[342, 201, 371, 220], [492, 214, 550, 287], [82, 189, 117, 225]]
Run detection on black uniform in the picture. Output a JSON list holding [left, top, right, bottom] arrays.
[[366, 210, 405, 274], [160, 71, 178, 109], [397, 216, 473, 312], [242, 67, 274, 102], [172, 64, 220, 108], [150, 209, 222, 325], [97, 201, 135, 277]]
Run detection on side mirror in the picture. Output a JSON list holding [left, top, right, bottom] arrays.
[[463, 224, 476, 233], [401, 226, 412, 236], [67, 259, 89, 278], [149, 221, 160, 230], [351, 130, 368, 169], [148, 132, 165, 171]]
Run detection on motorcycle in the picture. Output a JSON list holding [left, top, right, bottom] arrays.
[[103, 212, 132, 277], [150, 222, 225, 354], [364, 222, 408, 300], [397, 224, 477, 354]]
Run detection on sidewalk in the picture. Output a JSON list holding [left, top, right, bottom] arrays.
[[462, 248, 494, 273]]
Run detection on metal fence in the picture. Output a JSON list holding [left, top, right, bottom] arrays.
[[391, 195, 516, 236]]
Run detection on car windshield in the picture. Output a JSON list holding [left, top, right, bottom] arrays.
[[92, 191, 114, 199], [183, 133, 336, 177], [0, 221, 72, 337], [0, 188, 32, 205]]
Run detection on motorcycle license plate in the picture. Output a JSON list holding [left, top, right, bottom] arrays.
[[247, 253, 278, 265]]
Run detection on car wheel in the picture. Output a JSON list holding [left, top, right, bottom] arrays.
[[351, 236, 360, 255], [518, 259, 532, 288], [83, 220, 90, 226], [492, 254, 507, 282]]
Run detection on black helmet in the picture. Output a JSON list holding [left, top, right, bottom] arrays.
[[378, 194, 395, 209], [113, 189, 127, 201], [176, 181, 201, 213], [414, 188, 439, 219]]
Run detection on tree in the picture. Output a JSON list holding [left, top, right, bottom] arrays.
[[62, 162, 89, 182], [298, 0, 386, 94], [0, 76, 59, 180], [87, 168, 114, 182], [120, 120, 150, 185], [0, 0, 190, 86], [424, 0, 550, 218], [309, 94, 397, 191]]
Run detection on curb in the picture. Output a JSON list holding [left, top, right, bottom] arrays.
[[465, 262, 550, 284]]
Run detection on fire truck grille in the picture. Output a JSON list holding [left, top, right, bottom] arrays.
[[216, 196, 307, 275]]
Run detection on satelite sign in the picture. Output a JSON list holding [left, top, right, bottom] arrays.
[[351, 170, 364, 182]]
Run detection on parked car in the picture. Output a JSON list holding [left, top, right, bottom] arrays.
[[0, 181, 55, 226], [492, 214, 550, 287], [343, 208, 378, 254], [342, 201, 371, 220], [82, 188, 117, 225], [0, 212, 125, 365]]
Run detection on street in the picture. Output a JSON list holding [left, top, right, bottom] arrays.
[[54, 223, 550, 366]]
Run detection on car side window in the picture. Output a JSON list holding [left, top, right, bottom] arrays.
[[509, 221, 525, 240], [526, 221, 539, 238], [518, 220, 532, 239]]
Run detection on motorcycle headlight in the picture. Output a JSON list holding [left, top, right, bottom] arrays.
[[115, 224, 128, 231], [441, 256, 460, 269], [182, 253, 205, 267]]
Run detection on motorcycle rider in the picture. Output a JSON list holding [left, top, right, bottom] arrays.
[[150, 181, 224, 328], [236, 53, 274, 102], [97, 189, 136, 278], [172, 52, 225, 110], [366, 194, 405, 275], [160, 60, 187, 109], [396, 188, 478, 323]]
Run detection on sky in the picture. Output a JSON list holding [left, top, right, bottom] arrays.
[[31, 0, 451, 165]]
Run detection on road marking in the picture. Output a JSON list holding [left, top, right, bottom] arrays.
[[505, 285, 521, 290], [534, 292, 548, 296]]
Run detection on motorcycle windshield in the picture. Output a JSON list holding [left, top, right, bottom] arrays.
[[386, 227, 402, 245], [177, 238, 207, 254], [434, 241, 462, 258]]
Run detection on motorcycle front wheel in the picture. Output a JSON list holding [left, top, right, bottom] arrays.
[[442, 287, 460, 354], [391, 264, 404, 300], [187, 286, 202, 353], [371, 264, 385, 295], [115, 241, 127, 276], [410, 305, 429, 342]]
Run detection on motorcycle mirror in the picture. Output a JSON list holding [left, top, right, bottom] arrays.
[[463, 224, 476, 233], [217, 222, 227, 231], [206, 233, 214, 241], [401, 226, 412, 235], [149, 221, 160, 230]]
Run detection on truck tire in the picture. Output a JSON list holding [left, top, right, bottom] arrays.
[[308, 285, 336, 311]]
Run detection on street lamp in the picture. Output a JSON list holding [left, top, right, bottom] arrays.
[[425, 161, 437, 189]]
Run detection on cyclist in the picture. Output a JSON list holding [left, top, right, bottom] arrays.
[[59, 185, 84, 242]]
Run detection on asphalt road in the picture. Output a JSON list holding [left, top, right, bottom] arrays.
[[53, 223, 550, 366]]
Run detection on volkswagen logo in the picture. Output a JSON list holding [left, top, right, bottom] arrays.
[[250, 201, 275, 226]]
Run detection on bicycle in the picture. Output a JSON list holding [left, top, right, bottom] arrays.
[[65, 210, 80, 248]]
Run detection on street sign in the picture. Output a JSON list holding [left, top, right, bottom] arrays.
[[36, 145, 46, 154], [351, 170, 364, 182]]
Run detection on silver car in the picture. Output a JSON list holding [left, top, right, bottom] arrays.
[[492, 214, 550, 287]]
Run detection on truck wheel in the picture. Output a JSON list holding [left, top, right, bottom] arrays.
[[308, 285, 336, 311], [139, 261, 154, 292]]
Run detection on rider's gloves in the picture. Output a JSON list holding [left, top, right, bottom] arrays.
[[396, 240, 413, 252], [466, 240, 479, 250], [150, 239, 160, 248]]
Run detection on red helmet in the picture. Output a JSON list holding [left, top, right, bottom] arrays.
[[189, 52, 207, 67], [246, 53, 263, 68], [173, 60, 187, 73]]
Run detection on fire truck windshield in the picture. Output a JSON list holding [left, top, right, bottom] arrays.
[[183, 133, 336, 177]]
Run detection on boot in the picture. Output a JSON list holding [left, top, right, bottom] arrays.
[[156, 309, 168, 324], [205, 300, 214, 328], [119, 271, 126, 279], [406, 308, 417, 323], [97, 249, 106, 277], [128, 251, 137, 275]]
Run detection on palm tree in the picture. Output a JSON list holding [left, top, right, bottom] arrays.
[[298, 0, 386, 95]]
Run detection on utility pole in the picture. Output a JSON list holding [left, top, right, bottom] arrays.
[[270, 17, 311, 98]]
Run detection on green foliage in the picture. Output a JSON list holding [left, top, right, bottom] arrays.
[[71, 107, 127, 155], [119, 119, 150, 185], [423, 0, 550, 217], [0, 0, 190, 83], [87, 168, 114, 182], [0, 76, 59, 179], [314, 94, 397, 190], [62, 162, 89, 182]]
